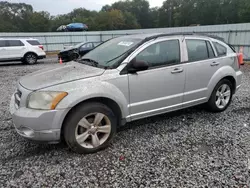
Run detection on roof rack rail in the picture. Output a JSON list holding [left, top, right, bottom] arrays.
[[143, 32, 225, 42]]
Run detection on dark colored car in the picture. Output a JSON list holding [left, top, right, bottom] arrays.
[[58, 41, 102, 62]]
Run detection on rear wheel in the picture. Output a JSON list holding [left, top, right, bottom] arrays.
[[206, 79, 233, 112], [24, 53, 37, 65], [63, 102, 117, 154]]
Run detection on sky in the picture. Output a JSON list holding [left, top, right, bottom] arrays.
[[6, 0, 164, 15]]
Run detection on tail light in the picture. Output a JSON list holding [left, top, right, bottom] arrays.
[[38, 45, 44, 51], [237, 53, 243, 68]]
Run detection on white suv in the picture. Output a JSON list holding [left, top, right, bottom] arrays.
[[0, 38, 46, 64]]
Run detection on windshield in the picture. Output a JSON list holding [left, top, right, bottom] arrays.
[[81, 37, 143, 68]]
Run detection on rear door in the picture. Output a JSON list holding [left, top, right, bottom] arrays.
[[183, 38, 221, 107], [6, 40, 26, 59], [0, 40, 8, 60]]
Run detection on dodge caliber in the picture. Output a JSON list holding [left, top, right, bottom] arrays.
[[10, 33, 243, 153]]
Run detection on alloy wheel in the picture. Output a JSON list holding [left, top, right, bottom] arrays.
[[75, 112, 111, 149], [215, 84, 231, 109]]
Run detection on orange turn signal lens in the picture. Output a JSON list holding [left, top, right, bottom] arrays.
[[50, 92, 68, 110]]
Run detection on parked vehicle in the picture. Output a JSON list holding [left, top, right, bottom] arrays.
[[56, 23, 88, 32], [0, 38, 46, 64], [10, 33, 243, 154], [58, 41, 102, 62]]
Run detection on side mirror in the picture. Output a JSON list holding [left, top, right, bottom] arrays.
[[127, 58, 149, 73]]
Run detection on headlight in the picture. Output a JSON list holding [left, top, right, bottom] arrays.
[[27, 91, 68, 110]]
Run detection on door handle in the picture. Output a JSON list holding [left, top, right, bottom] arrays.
[[171, 67, 183, 74], [210, 62, 220, 66]]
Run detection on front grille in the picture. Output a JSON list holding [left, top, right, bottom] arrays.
[[14, 89, 22, 108]]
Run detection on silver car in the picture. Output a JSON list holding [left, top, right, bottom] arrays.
[[10, 33, 243, 153]]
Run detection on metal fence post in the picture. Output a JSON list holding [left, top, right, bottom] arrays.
[[44, 35, 48, 52], [228, 30, 232, 44], [100, 33, 102, 42], [70, 35, 72, 46]]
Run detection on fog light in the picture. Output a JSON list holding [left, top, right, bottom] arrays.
[[19, 126, 34, 137]]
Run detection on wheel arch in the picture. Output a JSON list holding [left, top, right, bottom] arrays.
[[223, 76, 236, 94], [60, 97, 124, 140], [207, 66, 237, 99], [23, 51, 38, 59]]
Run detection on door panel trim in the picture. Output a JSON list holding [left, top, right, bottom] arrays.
[[128, 102, 182, 120], [127, 97, 207, 121], [129, 93, 183, 108], [184, 88, 207, 95]]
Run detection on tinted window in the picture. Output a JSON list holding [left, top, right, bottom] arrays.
[[213, 42, 227, 56], [206, 41, 215, 58], [7, 40, 24, 47], [186, 39, 208, 62], [0, 40, 7, 47], [136, 40, 180, 68], [93, 42, 101, 47], [81, 43, 93, 49], [27, 40, 41, 45]]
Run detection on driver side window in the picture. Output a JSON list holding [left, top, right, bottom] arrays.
[[136, 39, 180, 68]]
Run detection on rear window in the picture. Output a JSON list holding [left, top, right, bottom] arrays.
[[27, 40, 41, 45], [7, 40, 24, 47]]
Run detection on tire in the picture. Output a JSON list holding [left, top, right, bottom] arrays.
[[63, 102, 117, 154], [70, 52, 79, 61], [24, 53, 37, 65], [206, 79, 233, 112]]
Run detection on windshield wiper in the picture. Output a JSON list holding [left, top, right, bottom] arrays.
[[105, 51, 129, 64], [79, 58, 99, 67], [105, 46, 138, 64]]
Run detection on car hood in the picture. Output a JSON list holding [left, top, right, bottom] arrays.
[[60, 48, 76, 53], [19, 61, 105, 90]]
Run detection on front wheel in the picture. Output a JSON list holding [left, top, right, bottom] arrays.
[[70, 52, 79, 61], [63, 102, 117, 154], [206, 79, 233, 112]]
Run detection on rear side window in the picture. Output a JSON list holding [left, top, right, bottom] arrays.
[[0, 40, 7, 47], [27, 40, 41, 45], [186, 39, 209, 62], [206, 41, 215, 58], [7, 40, 24, 47], [213, 42, 227, 56]]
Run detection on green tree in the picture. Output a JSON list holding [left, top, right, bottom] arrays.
[[239, 0, 250, 22], [29, 11, 51, 32], [95, 9, 125, 30]]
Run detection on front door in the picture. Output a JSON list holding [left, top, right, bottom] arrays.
[[127, 38, 186, 120]]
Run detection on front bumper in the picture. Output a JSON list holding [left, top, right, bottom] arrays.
[[9, 94, 68, 142]]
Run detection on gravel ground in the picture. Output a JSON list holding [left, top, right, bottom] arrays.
[[0, 61, 250, 187]]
